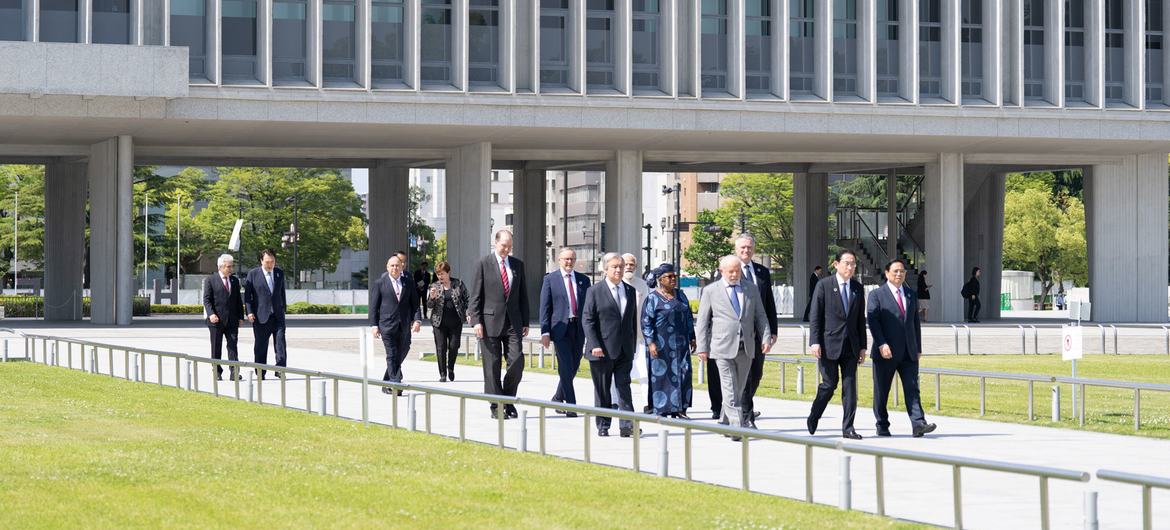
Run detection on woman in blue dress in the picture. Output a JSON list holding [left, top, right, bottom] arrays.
[[640, 264, 696, 419]]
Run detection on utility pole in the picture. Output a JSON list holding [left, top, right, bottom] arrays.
[[641, 220, 652, 272], [11, 175, 18, 292], [175, 190, 182, 290], [143, 191, 149, 292]]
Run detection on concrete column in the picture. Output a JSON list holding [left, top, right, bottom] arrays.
[[43, 162, 86, 321], [445, 142, 492, 282], [793, 172, 829, 318], [963, 169, 1006, 320], [88, 136, 135, 325], [886, 169, 898, 260], [1085, 154, 1169, 322], [604, 150, 643, 257], [368, 162, 409, 290], [923, 153, 965, 323], [514, 166, 546, 323]]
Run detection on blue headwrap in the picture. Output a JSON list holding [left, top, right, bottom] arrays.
[[645, 263, 676, 288]]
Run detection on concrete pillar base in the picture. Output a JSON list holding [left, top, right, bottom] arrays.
[[88, 136, 134, 325], [44, 162, 86, 321], [445, 143, 492, 281], [368, 162, 409, 291], [924, 153, 965, 323], [793, 172, 829, 318]]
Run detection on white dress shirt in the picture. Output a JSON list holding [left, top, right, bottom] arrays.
[[606, 278, 625, 316]]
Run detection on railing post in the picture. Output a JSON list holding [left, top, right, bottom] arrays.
[[459, 397, 467, 441], [1079, 384, 1086, 426], [698, 357, 705, 384], [332, 377, 339, 416], [874, 455, 885, 516], [518, 409, 528, 452], [894, 377, 900, 407], [305, 376, 311, 412], [539, 407, 546, 455], [979, 377, 985, 416], [1031, 325, 1038, 354], [1142, 485, 1153, 530], [246, 372, 254, 402], [952, 325, 959, 354], [741, 436, 749, 491], [1028, 380, 1034, 421], [186, 360, 193, 391], [1111, 325, 1118, 354], [1039, 477, 1050, 530], [1163, 325, 1169, 355], [425, 393, 432, 434], [1051, 385, 1061, 422], [838, 454, 852, 510], [935, 373, 941, 411], [538, 344, 545, 369], [156, 355, 162, 385], [583, 414, 590, 462], [965, 325, 972, 355], [391, 389, 398, 428], [801, 325, 807, 355], [1083, 490, 1098, 530], [497, 401, 505, 448], [409, 392, 417, 431], [318, 380, 326, 416], [952, 465, 963, 529], [131, 353, 138, 382], [632, 419, 641, 471], [657, 430, 668, 478], [1098, 325, 1105, 354], [797, 366, 805, 395], [684, 428, 693, 481], [780, 361, 786, 393], [1019, 325, 1026, 354], [279, 372, 286, 408], [1134, 388, 1141, 431], [805, 445, 814, 502]]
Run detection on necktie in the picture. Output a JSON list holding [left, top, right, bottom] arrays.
[[266, 271, 273, 292], [612, 284, 623, 315], [840, 283, 850, 312], [729, 285, 742, 317], [500, 258, 510, 297], [392, 278, 401, 301], [565, 274, 577, 317], [743, 264, 754, 284], [222, 276, 229, 292], [896, 288, 906, 318]]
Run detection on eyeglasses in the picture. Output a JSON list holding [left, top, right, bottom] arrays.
[[888, 269, 906, 274], [838, 261, 857, 267], [660, 274, 677, 279]]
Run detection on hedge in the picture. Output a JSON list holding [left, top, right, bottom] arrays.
[[150, 304, 203, 314], [0, 296, 151, 317], [151, 303, 347, 315]]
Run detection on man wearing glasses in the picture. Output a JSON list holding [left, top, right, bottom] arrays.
[[806, 250, 867, 439]]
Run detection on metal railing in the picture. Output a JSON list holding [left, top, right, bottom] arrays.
[[4, 331, 1134, 529], [1096, 469, 1170, 530]]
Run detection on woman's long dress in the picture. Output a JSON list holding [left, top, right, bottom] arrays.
[[640, 290, 696, 415]]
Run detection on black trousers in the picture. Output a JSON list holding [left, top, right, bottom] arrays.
[[872, 353, 927, 431], [432, 318, 461, 377], [209, 324, 240, 379], [741, 349, 766, 416], [808, 342, 859, 431], [802, 299, 812, 322], [967, 297, 981, 321], [707, 357, 722, 415], [381, 330, 411, 383], [481, 318, 524, 411], [589, 352, 634, 430], [550, 322, 584, 404], [252, 316, 287, 378]]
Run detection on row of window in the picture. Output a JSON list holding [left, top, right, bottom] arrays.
[[1, 0, 1167, 105]]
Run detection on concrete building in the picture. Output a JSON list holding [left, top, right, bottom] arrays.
[[3, 1, 1168, 324]]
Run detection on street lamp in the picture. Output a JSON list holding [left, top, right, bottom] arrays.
[[641, 223, 652, 272], [281, 195, 300, 289], [175, 190, 182, 290], [661, 182, 681, 272], [9, 175, 18, 292], [143, 191, 149, 292]]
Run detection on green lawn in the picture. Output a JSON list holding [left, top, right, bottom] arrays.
[[0, 362, 917, 530], [428, 352, 1170, 439]]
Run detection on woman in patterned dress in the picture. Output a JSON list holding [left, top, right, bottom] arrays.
[[640, 264, 696, 418]]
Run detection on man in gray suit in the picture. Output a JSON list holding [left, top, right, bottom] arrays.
[[696, 255, 772, 440]]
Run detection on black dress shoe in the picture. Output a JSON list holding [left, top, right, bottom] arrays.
[[491, 409, 506, 420], [877, 428, 892, 437], [675, 412, 691, 420], [842, 429, 863, 440], [439, 376, 448, 383], [912, 423, 937, 437], [598, 428, 609, 437], [752, 410, 762, 420], [807, 416, 818, 435], [505, 406, 518, 419], [448, 373, 455, 382], [619, 427, 642, 438], [381, 387, 394, 395], [744, 419, 758, 430], [711, 410, 721, 420], [725, 434, 742, 442]]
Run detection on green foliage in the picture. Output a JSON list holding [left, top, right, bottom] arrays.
[[682, 210, 733, 280], [407, 185, 436, 269], [1003, 185, 1086, 300], [286, 302, 343, 314], [427, 233, 448, 267], [0, 296, 150, 317], [134, 167, 212, 279], [0, 165, 46, 279], [831, 173, 920, 209], [149, 304, 204, 314], [712, 173, 793, 275]]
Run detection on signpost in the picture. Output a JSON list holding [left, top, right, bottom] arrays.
[[1066, 301, 1091, 415]]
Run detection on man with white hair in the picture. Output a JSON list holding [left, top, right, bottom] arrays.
[[203, 254, 245, 381], [696, 255, 772, 439]]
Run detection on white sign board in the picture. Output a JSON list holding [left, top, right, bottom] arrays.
[[1061, 325, 1083, 361], [228, 219, 244, 251]]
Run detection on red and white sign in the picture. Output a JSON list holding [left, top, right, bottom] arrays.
[[1061, 325, 1083, 361]]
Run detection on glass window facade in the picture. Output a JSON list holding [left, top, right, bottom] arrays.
[[833, 0, 858, 97], [40, 0, 79, 43], [540, 0, 571, 88], [745, 0, 772, 94], [1148, 0, 1164, 103], [700, 0, 729, 91], [631, 0, 660, 90], [0, 0, 24, 41], [92, 0, 131, 44], [272, 0, 307, 82], [790, 0, 815, 94], [1104, 0, 1124, 101], [323, 1, 357, 84], [1023, 0, 1044, 99], [586, 0, 616, 90], [171, 0, 207, 80], [372, 0, 405, 86], [421, 0, 453, 85], [876, 0, 899, 97], [919, 0, 941, 97], [221, 0, 258, 82], [1065, 0, 1086, 101], [468, 0, 500, 86], [960, 0, 983, 98]]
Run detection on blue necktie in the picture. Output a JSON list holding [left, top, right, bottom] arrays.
[[840, 283, 850, 312], [729, 285, 742, 317]]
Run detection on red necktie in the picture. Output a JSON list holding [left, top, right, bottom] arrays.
[[566, 274, 577, 317], [500, 258, 510, 297], [896, 288, 905, 318], [222, 276, 229, 292]]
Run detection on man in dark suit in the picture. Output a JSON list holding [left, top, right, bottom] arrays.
[[469, 230, 530, 419], [244, 249, 287, 380], [582, 254, 639, 437], [414, 261, 434, 319], [369, 254, 422, 395], [540, 248, 590, 417], [962, 267, 982, 323], [807, 250, 867, 439], [203, 254, 245, 381], [706, 234, 777, 425], [867, 259, 937, 438], [802, 265, 823, 322]]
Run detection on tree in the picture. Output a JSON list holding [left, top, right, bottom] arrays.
[[0, 165, 46, 282], [713, 173, 794, 279], [1002, 187, 1086, 303], [406, 185, 436, 270], [427, 233, 448, 267], [133, 166, 212, 282], [682, 210, 733, 280], [189, 168, 366, 274]]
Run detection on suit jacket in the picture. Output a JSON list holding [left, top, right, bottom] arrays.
[[203, 274, 244, 329], [866, 284, 922, 362], [807, 273, 820, 298], [244, 266, 287, 324], [809, 275, 867, 360], [539, 269, 590, 342], [695, 279, 771, 360], [582, 279, 638, 361], [713, 261, 778, 336], [468, 253, 530, 336], [425, 278, 469, 328], [368, 272, 422, 337]]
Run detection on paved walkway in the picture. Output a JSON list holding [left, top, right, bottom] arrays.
[[5, 322, 1169, 529]]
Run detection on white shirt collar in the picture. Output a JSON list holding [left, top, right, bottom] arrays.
[[606, 278, 622, 290], [886, 282, 904, 297], [836, 273, 850, 286], [561, 268, 574, 277]]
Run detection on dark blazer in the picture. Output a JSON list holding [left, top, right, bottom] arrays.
[[866, 284, 922, 361], [203, 274, 244, 329], [425, 278, 469, 328], [713, 261, 778, 336], [961, 277, 980, 298], [468, 253, 530, 336], [809, 275, 867, 360], [539, 269, 590, 342], [369, 272, 422, 337], [808, 273, 820, 298], [582, 279, 638, 361], [243, 266, 287, 324]]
